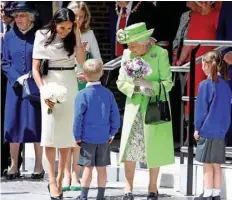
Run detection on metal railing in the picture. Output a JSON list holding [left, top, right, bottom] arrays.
[[177, 40, 231, 195]]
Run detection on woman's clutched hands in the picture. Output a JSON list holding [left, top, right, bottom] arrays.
[[134, 78, 153, 89]]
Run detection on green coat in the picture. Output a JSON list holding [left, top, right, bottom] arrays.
[[116, 45, 175, 168]]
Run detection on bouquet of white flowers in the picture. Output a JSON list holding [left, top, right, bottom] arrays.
[[123, 57, 152, 79], [40, 82, 67, 114]]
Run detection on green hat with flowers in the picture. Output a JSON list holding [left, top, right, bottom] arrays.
[[116, 22, 154, 44]]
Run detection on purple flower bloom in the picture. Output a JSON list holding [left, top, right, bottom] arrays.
[[123, 57, 152, 79]]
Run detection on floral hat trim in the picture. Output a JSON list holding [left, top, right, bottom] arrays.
[[116, 29, 129, 44]]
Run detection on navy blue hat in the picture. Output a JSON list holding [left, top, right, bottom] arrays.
[[11, 1, 38, 16], [2, 1, 16, 17]]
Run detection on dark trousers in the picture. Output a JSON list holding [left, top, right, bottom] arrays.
[[169, 74, 182, 147]]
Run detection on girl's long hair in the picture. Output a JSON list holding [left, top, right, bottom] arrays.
[[67, 1, 91, 33], [203, 50, 229, 83], [41, 8, 76, 56]]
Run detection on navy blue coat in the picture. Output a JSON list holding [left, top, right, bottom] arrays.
[[2, 25, 41, 143]]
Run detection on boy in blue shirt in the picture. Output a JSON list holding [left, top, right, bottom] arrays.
[[73, 59, 120, 200]]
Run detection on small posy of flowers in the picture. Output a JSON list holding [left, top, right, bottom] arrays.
[[40, 82, 67, 114], [116, 29, 128, 43], [123, 57, 152, 79]]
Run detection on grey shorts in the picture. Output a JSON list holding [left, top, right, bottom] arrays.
[[78, 142, 111, 167]]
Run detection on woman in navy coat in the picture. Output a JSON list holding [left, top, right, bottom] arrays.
[[2, 2, 44, 179]]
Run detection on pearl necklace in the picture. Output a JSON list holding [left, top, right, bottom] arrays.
[[115, 1, 142, 18]]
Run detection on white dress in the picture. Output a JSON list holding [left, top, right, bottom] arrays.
[[33, 30, 77, 148]]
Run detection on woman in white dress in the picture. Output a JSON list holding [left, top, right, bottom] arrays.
[[59, 1, 102, 192], [32, 8, 85, 200]]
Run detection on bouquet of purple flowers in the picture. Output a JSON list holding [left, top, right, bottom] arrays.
[[123, 57, 152, 79]]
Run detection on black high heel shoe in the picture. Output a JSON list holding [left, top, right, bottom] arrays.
[[47, 184, 62, 200], [31, 170, 45, 179], [5, 170, 20, 180]]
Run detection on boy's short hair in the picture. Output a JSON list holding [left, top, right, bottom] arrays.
[[83, 59, 103, 80]]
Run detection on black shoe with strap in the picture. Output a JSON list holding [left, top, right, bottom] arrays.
[[5, 170, 20, 180], [31, 169, 45, 179], [123, 193, 134, 200], [147, 192, 159, 200], [47, 184, 62, 200]]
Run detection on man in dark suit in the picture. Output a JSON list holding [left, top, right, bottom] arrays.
[[109, 1, 186, 59], [33, 1, 70, 28], [109, 1, 157, 59]]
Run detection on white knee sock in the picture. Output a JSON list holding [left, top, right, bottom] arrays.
[[212, 188, 221, 197], [203, 188, 213, 197]]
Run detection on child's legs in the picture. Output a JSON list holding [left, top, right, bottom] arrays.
[[203, 163, 214, 189], [71, 147, 81, 183], [81, 166, 94, 187], [96, 167, 107, 187], [212, 163, 222, 189]]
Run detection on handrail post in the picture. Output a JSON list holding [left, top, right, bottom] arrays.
[[187, 44, 200, 195]]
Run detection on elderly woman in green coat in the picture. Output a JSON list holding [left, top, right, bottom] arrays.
[[116, 23, 175, 200]]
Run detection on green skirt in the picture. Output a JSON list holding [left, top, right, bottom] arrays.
[[78, 82, 87, 91]]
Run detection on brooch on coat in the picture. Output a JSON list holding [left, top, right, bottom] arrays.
[[151, 52, 157, 58]]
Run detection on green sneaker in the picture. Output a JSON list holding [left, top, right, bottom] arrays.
[[70, 184, 81, 191], [62, 185, 70, 191]]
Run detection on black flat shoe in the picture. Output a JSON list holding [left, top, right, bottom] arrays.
[[75, 196, 87, 200], [194, 194, 212, 200], [147, 192, 158, 200], [212, 196, 221, 200], [5, 171, 20, 180], [47, 184, 62, 200], [123, 193, 134, 200], [31, 169, 45, 179]]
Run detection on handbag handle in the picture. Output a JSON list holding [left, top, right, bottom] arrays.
[[149, 81, 168, 104], [158, 81, 168, 102]]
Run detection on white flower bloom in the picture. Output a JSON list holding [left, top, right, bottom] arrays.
[[116, 29, 128, 43], [40, 85, 52, 100]]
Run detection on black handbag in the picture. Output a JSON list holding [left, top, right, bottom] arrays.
[[39, 59, 49, 76], [22, 72, 40, 102], [145, 82, 171, 125]]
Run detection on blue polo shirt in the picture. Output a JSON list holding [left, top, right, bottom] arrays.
[[73, 82, 120, 144], [195, 76, 232, 139]]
